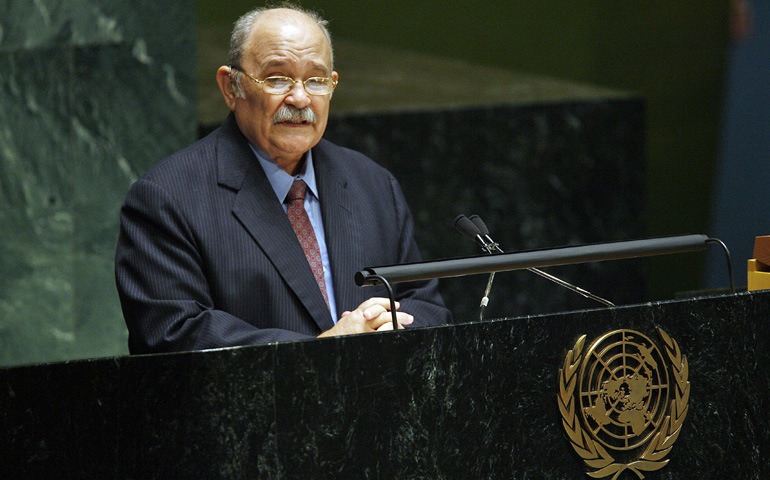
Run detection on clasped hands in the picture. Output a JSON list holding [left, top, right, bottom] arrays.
[[317, 297, 413, 338]]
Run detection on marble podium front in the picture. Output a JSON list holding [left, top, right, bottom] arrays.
[[2, 291, 768, 479]]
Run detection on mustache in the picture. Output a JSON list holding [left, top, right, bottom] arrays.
[[271, 105, 318, 124]]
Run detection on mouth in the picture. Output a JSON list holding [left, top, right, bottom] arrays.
[[277, 119, 311, 126]]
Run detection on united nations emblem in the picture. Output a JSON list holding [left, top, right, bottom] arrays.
[[558, 328, 689, 479]]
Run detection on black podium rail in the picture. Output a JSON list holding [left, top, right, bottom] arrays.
[[356, 234, 711, 286]]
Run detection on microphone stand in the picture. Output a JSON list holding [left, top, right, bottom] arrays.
[[454, 215, 614, 317]]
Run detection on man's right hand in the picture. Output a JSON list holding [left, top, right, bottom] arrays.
[[317, 297, 414, 338]]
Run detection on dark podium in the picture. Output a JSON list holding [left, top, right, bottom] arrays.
[[2, 291, 769, 479]]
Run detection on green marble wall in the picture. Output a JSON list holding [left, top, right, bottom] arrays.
[[0, 1, 196, 366]]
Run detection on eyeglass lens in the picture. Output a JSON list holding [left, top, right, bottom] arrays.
[[263, 77, 332, 95]]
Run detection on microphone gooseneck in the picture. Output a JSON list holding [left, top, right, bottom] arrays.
[[706, 237, 735, 293], [453, 214, 615, 317], [453, 215, 498, 321]]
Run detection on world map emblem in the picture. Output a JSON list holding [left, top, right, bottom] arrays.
[[558, 328, 690, 479]]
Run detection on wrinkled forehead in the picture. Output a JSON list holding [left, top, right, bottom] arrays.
[[244, 10, 332, 71]]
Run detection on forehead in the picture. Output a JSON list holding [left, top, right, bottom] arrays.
[[244, 11, 332, 72]]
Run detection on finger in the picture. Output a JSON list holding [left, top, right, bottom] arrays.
[[375, 312, 413, 331], [398, 312, 414, 326], [375, 321, 408, 331], [366, 309, 397, 330], [368, 311, 414, 331], [362, 305, 387, 321], [358, 297, 400, 312]]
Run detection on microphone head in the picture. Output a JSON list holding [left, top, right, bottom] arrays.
[[452, 214, 467, 226], [453, 214, 481, 239], [468, 215, 490, 236]]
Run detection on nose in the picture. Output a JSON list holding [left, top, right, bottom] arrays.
[[284, 80, 311, 109]]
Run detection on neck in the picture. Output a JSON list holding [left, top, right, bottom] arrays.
[[279, 156, 305, 176]]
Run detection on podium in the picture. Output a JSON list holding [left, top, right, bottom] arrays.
[[2, 291, 769, 479]]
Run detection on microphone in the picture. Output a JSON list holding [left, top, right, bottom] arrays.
[[468, 215, 498, 251], [453, 215, 494, 253], [453, 214, 615, 315], [452, 215, 497, 320]]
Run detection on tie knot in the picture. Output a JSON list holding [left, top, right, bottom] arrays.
[[286, 179, 307, 202]]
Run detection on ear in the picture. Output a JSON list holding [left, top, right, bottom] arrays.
[[216, 65, 237, 111], [330, 71, 339, 98]]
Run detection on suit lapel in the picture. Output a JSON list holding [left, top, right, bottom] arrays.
[[216, 116, 335, 332], [314, 142, 367, 316]]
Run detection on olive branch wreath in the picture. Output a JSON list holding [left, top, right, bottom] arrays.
[[557, 328, 689, 480]]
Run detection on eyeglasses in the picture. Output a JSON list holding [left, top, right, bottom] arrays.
[[230, 66, 337, 96]]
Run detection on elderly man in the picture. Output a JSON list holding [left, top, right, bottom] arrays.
[[115, 4, 451, 354]]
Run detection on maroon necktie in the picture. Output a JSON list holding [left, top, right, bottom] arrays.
[[286, 179, 330, 310]]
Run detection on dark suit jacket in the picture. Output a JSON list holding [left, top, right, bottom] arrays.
[[115, 115, 451, 354]]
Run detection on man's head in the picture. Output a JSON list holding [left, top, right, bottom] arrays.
[[216, 4, 338, 174]]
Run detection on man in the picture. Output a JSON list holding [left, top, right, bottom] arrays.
[[115, 4, 451, 354]]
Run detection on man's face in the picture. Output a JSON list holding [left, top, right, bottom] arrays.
[[231, 11, 337, 171]]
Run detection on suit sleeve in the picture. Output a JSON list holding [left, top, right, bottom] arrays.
[[387, 173, 453, 327], [115, 178, 313, 354]]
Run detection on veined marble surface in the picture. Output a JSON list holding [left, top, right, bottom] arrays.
[[1, 291, 768, 478], [0, 0, 196, 366]]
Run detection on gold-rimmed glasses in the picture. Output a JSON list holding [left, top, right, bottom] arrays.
[[230, 66, 337, 95]]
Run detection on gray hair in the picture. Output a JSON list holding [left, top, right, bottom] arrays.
[[228, 3, 334, 98]]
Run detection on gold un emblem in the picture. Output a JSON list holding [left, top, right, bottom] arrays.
[[558, 329, 690, 479]]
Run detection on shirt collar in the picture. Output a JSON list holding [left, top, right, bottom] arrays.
[[248, 143, 319, 203]]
